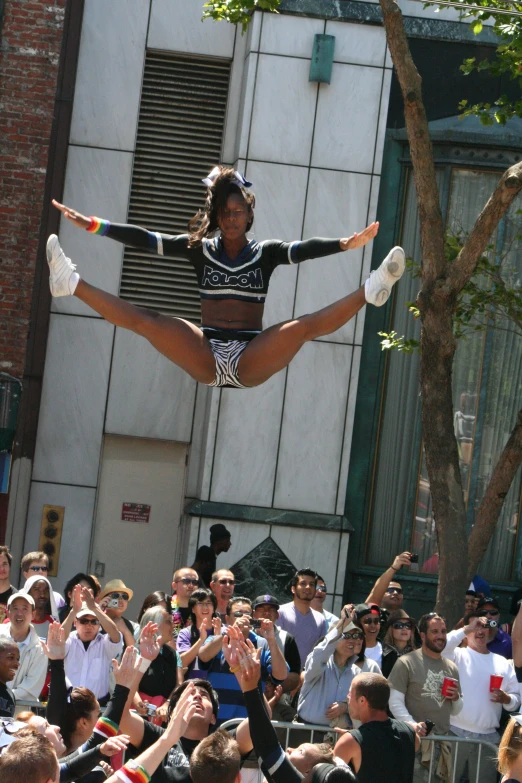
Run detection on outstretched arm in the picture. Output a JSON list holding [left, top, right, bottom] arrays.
[[52, 199, 190, 256], [365, 552, 412, 606]]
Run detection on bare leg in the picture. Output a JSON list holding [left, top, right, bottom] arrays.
[[75, 280, 216, 384], [237, 286, 366, 387]]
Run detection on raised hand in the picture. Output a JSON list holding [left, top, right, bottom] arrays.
[[111, 646, 141, 688], [164, 682, 199, 744], [236, 639, 262, 692], [139, 621, 160, 661], [391, 552, 414, 571], [52, 199, 91, 229], [340, 222, 379, 251], [42, 622, 66, 660], [80, 585, 97, 611], [212, 616, 222, 636], [71, 584, 83, 613], [222, 624, 242, 669], [99, 734, 130, 757]]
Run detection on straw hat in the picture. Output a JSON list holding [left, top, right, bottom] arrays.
[[99, 579, 133, 602]]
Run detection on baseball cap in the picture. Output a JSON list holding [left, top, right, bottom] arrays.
[[253, 595, 280, 610], [76, 603, 98, 620], [477, 596, 500, 610], [7, 592, 35, 608]]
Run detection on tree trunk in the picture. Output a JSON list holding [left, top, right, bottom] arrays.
[[419, 298, 469, 625], [467, 408, 522, 580]]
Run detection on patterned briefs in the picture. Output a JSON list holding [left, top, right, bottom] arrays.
[[202, 327, 261, 389]]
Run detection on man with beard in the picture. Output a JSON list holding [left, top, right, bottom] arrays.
[[210, 569, 236, 622], [277, 569, 327, 667], [388, 613, 462, 783]]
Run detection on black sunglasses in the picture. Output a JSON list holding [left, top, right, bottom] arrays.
[[108, 592, 129, 601], [362, 617, 380, 625], [386, 587, 403, 595], [342, 630, 364, 640], [178, 578, 199, 586], [78, 618, 99, 625], [392, 621, 413, 630]]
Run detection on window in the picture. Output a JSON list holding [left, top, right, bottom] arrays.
[[367, 161, 522, 582], [119, 51, 231, 322]]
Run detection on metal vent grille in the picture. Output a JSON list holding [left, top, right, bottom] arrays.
[[119, 52, 231, 322]]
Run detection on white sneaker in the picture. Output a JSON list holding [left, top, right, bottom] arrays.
[[46, 234, 80, 296], [365, 246, 405, 307]]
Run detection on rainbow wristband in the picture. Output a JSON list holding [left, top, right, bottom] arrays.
[[87, 216, 110, 235], [116, 761, 151, 783], [93, 716, 119, 740]]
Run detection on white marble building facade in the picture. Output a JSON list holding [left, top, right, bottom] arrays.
[[6, 0, 450, 611]]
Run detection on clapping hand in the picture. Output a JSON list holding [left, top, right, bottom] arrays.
[[139, 622, 160, 661], [42, 622, 66, 660]]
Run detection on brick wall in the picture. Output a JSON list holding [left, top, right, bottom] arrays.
[[0, 1, 66, 379]]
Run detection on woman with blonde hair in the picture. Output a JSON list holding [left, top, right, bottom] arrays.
[[498, 716, 522, 781], [381, 610, 418, 678]]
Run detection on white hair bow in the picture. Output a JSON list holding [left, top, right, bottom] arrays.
[[202, 166, 252, 189]]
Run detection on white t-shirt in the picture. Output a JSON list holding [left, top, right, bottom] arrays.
[[364, 641, 383, 670]]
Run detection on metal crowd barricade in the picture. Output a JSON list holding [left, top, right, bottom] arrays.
[[421, 733, 499, 783], [221, 721, 500, 783]]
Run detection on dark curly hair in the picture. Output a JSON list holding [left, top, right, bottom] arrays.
[[188, 166, 255, 247]]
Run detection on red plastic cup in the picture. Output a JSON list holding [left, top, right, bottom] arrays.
[[490, 674, 503, 692], [441, 677, 458, 697]]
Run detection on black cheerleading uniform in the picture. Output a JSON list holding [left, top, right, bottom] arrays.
[[90, 219, 343, 387]]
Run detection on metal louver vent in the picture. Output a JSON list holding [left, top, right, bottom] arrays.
[[119, 52, 231, 322]]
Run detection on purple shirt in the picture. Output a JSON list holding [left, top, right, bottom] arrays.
[[176, 626, 212, 680], [277, 602, 327, 667], [488, 627, 513, 659]]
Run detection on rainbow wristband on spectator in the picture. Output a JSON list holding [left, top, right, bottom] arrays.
[[87, 216, 110, 235], [116, 762, 151, 783], [94, 716, 119, 739]]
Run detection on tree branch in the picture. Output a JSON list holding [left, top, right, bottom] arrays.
[[379, 0, 446, 285], [467, 407, 522, 581], [448, 162, 522, 296]]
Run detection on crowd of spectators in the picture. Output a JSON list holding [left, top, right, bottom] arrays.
[[0, 542, 522, 783]]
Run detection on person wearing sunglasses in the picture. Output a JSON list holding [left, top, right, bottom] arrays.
[[171, 567, 200, 637], [210, 569, 236, 621], [355, 604, 383, 669], [311, 577, 339, 630], [477, 597, 513, 660], [99, 578, 137, 649], [381, 610, 418, 678], [61, 585, 122, 704], [298, 609, 381, 729]]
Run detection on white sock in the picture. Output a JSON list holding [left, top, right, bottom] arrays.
[[70, 272, 80, 294]]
